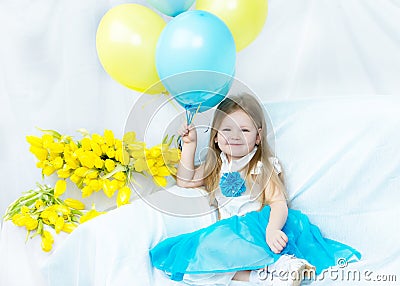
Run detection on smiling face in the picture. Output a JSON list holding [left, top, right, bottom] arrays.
[[215, 109, 260, 161]]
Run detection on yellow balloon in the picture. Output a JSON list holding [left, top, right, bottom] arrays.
[[96, 4, 166, 94], [196, 0, 268, 51]]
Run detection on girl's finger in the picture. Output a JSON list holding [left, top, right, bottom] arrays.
[[276, 237, 287, 248], [271, 245, 280, 254], [273, 241, 283, 251]]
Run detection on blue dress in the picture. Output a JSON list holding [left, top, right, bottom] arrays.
[[150, 151, 361, 282], [149, 205, 361, 281]]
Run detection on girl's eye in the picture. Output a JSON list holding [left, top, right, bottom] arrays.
[[242, 129, 250, 132], [221, 128, 231, 132]]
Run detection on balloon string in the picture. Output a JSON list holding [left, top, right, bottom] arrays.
[[178, 104, 202, 150], [141, 93, 163, 109], [186, 103, 202, 125]]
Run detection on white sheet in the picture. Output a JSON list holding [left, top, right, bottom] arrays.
[[25, 97, 396, 285]]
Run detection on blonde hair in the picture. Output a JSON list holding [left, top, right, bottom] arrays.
[[203, 93, 287, 209]]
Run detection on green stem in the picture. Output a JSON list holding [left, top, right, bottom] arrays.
[[100, 164, 127, 180]]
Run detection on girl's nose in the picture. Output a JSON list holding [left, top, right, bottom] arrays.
[[229, 132, 241, 140]]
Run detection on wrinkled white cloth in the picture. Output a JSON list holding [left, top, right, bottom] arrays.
[[2, 97, 400, 286], [42, 186, 216, 286]]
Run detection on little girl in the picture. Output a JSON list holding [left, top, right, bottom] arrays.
[[150, 93, 360, 285]]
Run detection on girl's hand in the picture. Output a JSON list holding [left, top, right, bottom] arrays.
[[178, 123, 197, 145], [266, 228, 288, 254]]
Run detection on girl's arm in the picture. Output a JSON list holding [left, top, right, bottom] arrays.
[[176, 124, 204, 188], [265, 189, 289, 254]]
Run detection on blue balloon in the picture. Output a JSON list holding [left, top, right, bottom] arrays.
[[156, 10, 236, 112], [146, 0, 195, 17]]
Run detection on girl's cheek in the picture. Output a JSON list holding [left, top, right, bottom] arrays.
[[218, 134, 228, 143]]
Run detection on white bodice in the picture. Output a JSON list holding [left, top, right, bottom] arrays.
[[215, 148, 281, 220], [216, 194, 262, 219]]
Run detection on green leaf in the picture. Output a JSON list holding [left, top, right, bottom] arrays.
[[36, 127, 62, 140]]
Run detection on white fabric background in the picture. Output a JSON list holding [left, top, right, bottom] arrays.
[[1, 0, 400, 218]]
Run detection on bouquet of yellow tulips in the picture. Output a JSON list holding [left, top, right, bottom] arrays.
[[26, 128, 180, 206], [4, 128, 180, 252], [4, 183, 105, 252]]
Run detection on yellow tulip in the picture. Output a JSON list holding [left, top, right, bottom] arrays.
[[36, 160, 47, 169], [26, 135, 43, 148], [41, 230, 54, 252], [70, 174, 82, 184], [153, 157, 163, 167], [57, 168, 72, 179], [148, 158, 158, 168], [21, 205, 30, 214], [104, 159, 115, 172], [91, 141, 102, 156], [29, 146, 48, 161], [149, 166, 159, 176], [47, 152, 60, 161], [54, 180, 67, 198], [116, 149, 130, 165], [41, 238, 53, 252], [117, 186, 131, 207], [43, 230, 54, 242], [153, 176, 167, 187], [81, 137, 92, 151], [102, 179, 117, 198], [134, 158, 148, 172], [51, 156, 64, 169], [35, 199, 45, 210], [127, 142, 146, 154], [94, 157, 104, 169], [41, 134, 54, 148], [164, 149, 181, 163], [63, 145, 71, 154], [104, 130, 115, 146], [78, 151, 96, 168], [106, 148, 115, 158], [64, 198, 85, 210], [74, 166, 89, 177], [43, 165, 56, 176], [114, 139, 122, 150], [62, 223, 77, 234], [64, 151, 79, 168], [148, 146, 162, 158], [113, 172, 126, 182], [69, 141, 79, 151], [116, 180, 126, 189], [80, 209, 106, 224], [156, 166, 171, 177], [47, 204, 71, 216], [89, 179, 102, 192], [25, 217, 38, 231], [12, 213, 26, 226], [91, 133, 105, 145], [49, 142, 65, 154], [100, 144, 109, 154], [55, 216, 65, 233], [123, 132, 136, 144], [86, 170, 99, 179], [43, 210, 58, 225], [82, 186, 94, 198]]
